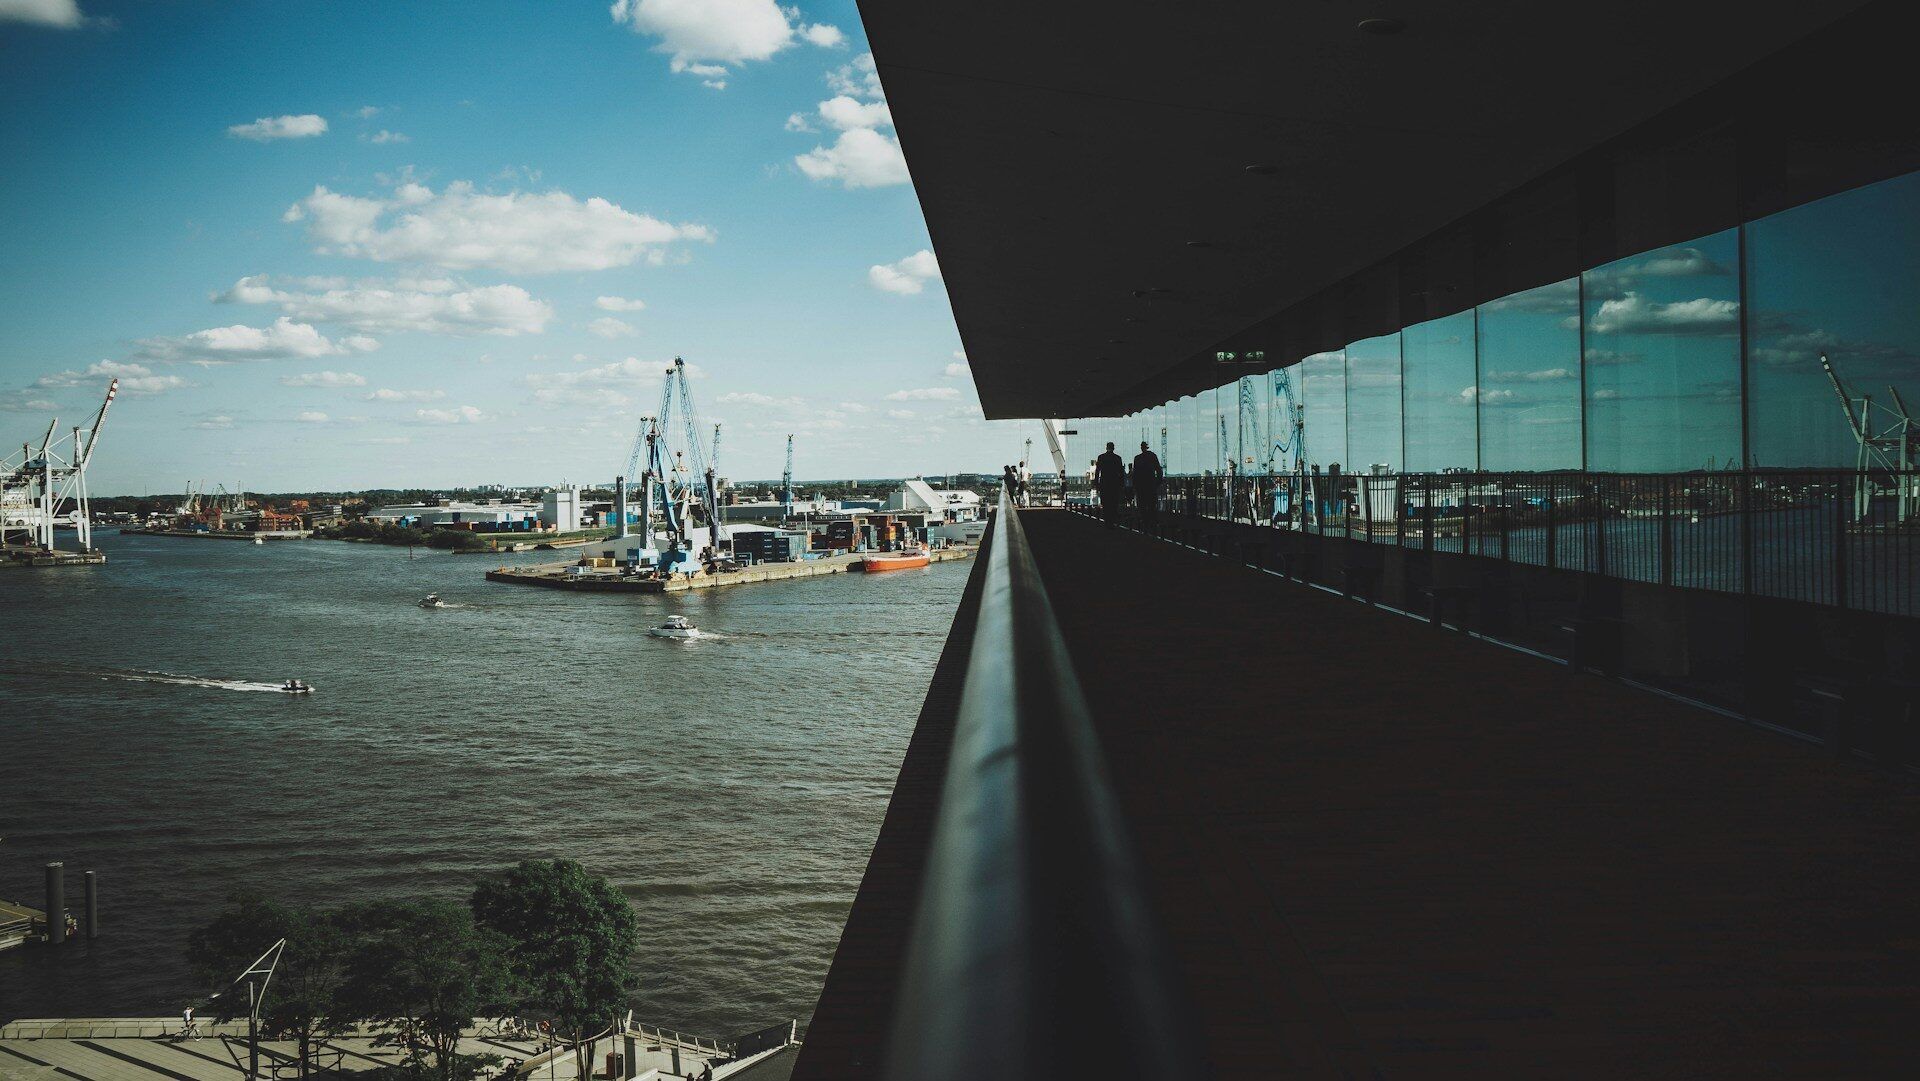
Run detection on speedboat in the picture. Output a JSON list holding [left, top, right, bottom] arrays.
[[648, 615, 698, 639], [862, 548, 931, 573], [419, 593, 447, 609], [280, 679, 314, 695]]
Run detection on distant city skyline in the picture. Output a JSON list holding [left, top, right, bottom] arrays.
[[0, 0, 1039, 495]]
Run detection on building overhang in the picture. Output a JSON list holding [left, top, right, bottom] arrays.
[[865, 1, 1909, 418]]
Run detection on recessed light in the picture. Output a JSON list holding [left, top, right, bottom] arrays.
[[1244, 163, 1279, 176], [1358, 17, 1407, 35], [1186, 240, 1212, 248], [1106, 339, 1124, 344]]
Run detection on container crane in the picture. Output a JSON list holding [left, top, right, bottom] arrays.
[[1821, 352, 1918, 528], [1, 377, 116, 554], [781, 434, 795, 519]]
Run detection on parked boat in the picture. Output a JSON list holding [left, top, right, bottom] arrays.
[[862, 549, 930, 572]]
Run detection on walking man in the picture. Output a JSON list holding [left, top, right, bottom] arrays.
[[1093, 441, 1128, 528], [1131, 440, 1163, 529]]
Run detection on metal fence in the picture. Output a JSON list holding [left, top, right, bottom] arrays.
[[1095, 470, 1920, 617]]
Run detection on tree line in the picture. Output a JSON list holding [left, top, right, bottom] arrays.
[[188, 859, 638, 1081]]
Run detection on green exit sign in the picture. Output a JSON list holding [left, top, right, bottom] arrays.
[[1214, 349, 1267, 364]]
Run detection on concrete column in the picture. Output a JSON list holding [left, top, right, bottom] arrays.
[[45, 862, 65, 944], [83, 870, 98, 939], [622, 1036, 636, 1080], [614, 477, 629, 539]]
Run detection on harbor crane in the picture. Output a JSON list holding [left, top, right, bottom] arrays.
[[2, 378, 117, 555], [781, 434, 795, 519], [1821, 352, 1918, 529], [623, 357, 728, 568]]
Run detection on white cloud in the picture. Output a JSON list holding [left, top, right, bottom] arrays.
[[1458, 385, 1515, 404], [943, 362, 968, 378], [194, 416, 235, 430], [717, 390, 805, 408], [367, 130, 410, 144], [0, 0, 83, 26], [837, 401, 869, 413], [800, 23, 843, 48], [281, 370, 367, 388], [368, 388, 446, 402], [886, 409, 915, 420], [282, 181, 713, 274], [610, 0, 842, 83], [228, 114, 328, 141], [353, 105, 382, 119], [364, 435, 411, 445], [796, 128, 909, 189], [784, 112, 817, 133], [217, 275, 552, 336], [523, 356, 689, 408], [885, 386, 960, 402], [595, 296, 647, 312], [589, 316, 636, 339], [1482, 368, 1574, 383], [817, 95, 890, 130], [826, 52, 882, 99], [1591, 388, 1622, 401], [297, 410, 330, 424], [868, 249, 940, 295], [35, 360, 185, 397], [0, 393, 59, 412], [414, 405, 485, 424], [1586, 293, 1739, 336], [139, 317, 373, 365]]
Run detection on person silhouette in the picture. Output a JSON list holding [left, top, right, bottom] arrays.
[[1130, 441, 1163, 529], [1093, 442, 1128, 528]]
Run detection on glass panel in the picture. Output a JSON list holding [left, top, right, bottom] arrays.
[[1747, 169, 1920, 468], [1477, 278, 1582, 470], [1345, 333, 1402, 473], [1583, 230, 1742, 471], [1299, 350, 1347, 472], [1402, 311, 1478, 471]]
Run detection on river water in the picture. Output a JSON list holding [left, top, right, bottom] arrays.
[[0, 531, 966, 1035]]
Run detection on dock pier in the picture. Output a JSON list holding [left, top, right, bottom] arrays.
[[486, 546, 975, 593]]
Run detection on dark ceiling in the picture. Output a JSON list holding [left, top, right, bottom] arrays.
[[861, 1, 1872, 419]]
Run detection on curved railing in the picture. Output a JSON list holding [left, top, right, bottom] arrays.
[[883, 492, 1201, 1081]]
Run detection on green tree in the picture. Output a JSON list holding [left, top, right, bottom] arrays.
[[337, 899, 518, 1081], [470, 860, 638, 1080], [187, 892, 349, 1078]]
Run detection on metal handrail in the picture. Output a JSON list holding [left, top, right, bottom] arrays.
[[883, 492, 1200, 1081]]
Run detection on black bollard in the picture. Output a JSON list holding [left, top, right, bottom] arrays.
[[84, 870, 98, 939], [45, 862, 65, 945]]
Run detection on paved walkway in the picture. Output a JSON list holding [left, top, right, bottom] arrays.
[[1017, 509, 1920, 1076]]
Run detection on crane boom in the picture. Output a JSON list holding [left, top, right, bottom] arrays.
[[781, 434, 795, 519], [78, 379, 118, 468]]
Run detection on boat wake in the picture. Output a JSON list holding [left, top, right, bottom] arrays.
[[91, 668, 293, 694]]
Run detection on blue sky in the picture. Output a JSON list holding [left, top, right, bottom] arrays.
[[0, 0, 1030, 494]]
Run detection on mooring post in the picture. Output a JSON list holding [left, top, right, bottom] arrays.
[[45, 862, 65, 944], [84, 870, 98, 939]]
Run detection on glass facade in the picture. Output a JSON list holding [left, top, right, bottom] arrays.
[[1079, 166, 1920, 477]]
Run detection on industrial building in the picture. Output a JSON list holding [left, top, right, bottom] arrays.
[[794, 5, 1920, 1081], [881, 480, 981, 523]]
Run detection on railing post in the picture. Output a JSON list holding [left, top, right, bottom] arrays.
[[1545, 479, 1557, 570], [1660, 477, 1674, 586], [1834, 478, 1850, 609], [1593, 479, 1608, 578], [1360, 474, 1374, 543], [1499, 476, 1510, 562], [1739, 472, 1754, 600], [1423, 475, 1433, 552]]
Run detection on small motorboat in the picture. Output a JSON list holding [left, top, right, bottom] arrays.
[[419, 593, 447, 609], [648, 615, 698, 639], [279, 679, 314, 695], [862, 548, 931, 573]]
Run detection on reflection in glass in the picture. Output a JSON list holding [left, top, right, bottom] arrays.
[[1584, 230, 1742, 471], [1345, 333, 1402, 472], [1747, 170, 1920, 467], [1300, 350, 1347, 471], [1477, 279, 1582, 470], [1402, 312, 1477, 471]]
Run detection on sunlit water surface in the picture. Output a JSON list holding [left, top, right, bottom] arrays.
[[0, 531, 964, 1034]]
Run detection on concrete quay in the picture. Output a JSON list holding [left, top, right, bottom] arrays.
[[486, 546, 974, 594]]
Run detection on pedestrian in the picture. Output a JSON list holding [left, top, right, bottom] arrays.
[[1130, 440, 1162, 529], [181, 1005, 198, 1040], [1093, 441, 1128, 528], [1001, 464, 1018, 505]]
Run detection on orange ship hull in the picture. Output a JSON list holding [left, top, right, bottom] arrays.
[[862, 551, 930, 572]]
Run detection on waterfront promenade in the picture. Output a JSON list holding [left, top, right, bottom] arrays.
[[799, 508, 1920, 1078], [0, 1019, 794, 1081]]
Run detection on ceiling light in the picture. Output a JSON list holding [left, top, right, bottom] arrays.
[[1244, 163, 1279, 176], [1186, 240, 1212, 248], [1358, 17, 1407, 35]]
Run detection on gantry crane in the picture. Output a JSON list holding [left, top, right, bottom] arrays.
[[1821, 352, 1918, 528], [781, 434, 795, 520], [2, 377, 117, 553]]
